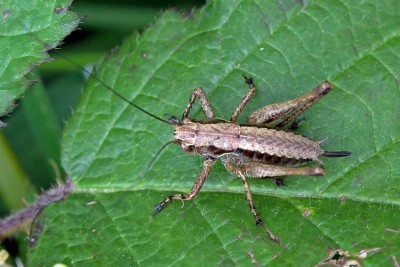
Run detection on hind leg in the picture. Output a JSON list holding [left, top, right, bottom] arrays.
[[247, 82, 332, 127]]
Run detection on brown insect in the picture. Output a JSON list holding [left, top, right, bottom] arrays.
[[61, 61, 350, 242], [149, 76, 350, 234]]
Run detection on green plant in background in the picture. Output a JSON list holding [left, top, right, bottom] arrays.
[[1, 0, 400, 266]]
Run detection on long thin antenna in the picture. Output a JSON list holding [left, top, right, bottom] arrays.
[[136, 140, 176, 181], [20, 18, 170, 124], [52, 51, 171, 125]]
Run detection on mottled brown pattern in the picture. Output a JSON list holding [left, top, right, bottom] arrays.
[[238, 127, 324, 160], [175, 122, 324, 160]]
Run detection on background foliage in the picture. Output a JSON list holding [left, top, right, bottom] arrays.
[[1, 0, 400, 266]]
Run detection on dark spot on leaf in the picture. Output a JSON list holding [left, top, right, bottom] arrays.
[[54, 6, 65, 14], [3, 10, 10, 20], [301, 208, 312, 217], [180, 211, 187, 217]]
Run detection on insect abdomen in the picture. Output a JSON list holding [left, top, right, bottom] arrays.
[[175, 122, 324, 160], [238, 127, 324, 160], [237, 149, 313, 166]]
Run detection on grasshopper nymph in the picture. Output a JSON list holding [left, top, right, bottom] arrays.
[[150, 76, 350, 240]]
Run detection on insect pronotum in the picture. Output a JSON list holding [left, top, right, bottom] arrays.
[[54, 51, 350, 243]]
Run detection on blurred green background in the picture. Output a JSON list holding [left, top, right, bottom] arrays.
[[0, 0, 204, 260]]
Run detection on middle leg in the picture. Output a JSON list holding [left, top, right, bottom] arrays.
[[222, 158, 263, 226], [182, 88, 215, 120]]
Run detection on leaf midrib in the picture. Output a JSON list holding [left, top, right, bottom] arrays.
[[72, 187, 400, 206]]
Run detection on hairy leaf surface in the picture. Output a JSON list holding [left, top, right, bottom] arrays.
[[28, 0, 400, 266]]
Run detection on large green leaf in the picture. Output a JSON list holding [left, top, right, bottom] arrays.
[[30, 0, 400, 266]]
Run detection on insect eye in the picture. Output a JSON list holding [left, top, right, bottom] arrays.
[[164, 114, 180, 124]]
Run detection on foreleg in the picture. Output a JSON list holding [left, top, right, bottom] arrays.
[[182, 88, 215, 120], [152, 157, 216, 215], [230, 76, 256, 122]]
